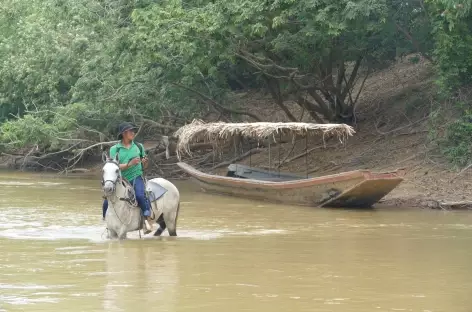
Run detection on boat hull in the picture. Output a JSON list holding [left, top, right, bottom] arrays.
[[177, 162, 404, 208]]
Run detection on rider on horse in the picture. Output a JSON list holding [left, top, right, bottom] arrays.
[[102, 122, 153, 234]]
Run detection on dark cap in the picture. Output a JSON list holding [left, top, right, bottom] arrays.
[[117, 122, 137, 139]]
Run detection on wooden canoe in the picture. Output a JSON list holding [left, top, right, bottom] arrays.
[[227, 164, 305, 181], [177, 162, 405, 208]]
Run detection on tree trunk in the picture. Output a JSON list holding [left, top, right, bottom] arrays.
[[264, 77, 297, 121], [296, 96, 325, 123]]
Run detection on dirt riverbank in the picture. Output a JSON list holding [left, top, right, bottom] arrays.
[[207, 56, 472, 210], [3, 55, 472, 209]]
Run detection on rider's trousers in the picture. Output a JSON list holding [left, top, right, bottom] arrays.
[[102, 176, 151, 219]]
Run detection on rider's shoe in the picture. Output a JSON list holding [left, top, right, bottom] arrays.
[[143, 219, 152, 234]]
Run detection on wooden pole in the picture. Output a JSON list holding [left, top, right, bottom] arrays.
[[212, 145, 215, 168], [249, 141, 252, 167], [305, 136, 308, 178], [278, 133, 281, 177]]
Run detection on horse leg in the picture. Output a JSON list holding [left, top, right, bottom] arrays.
[[163, 203, 179, 237], [107, 228, 119, 240], [154, 214, 167, 237], [117, 227, 127, 240]]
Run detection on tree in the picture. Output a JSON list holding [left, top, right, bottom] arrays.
[[131, 0, 413, 123], [426, 0, 472, 91]]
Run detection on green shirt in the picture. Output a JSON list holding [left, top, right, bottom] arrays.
[[109, 141, 146, 181]]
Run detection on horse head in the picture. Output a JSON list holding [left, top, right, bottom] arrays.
[[102, 152, 121, 196]]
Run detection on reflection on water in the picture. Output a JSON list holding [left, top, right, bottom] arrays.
[[0, 171, 472, 311], [103, 242, 178, 312]]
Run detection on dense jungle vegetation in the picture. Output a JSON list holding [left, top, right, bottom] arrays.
[[0, 0, 471, 168]]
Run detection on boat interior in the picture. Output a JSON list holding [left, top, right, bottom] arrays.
[[226, 164, 306, 182]]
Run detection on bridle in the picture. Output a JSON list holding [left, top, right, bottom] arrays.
[[101, 160, 122, 194], [101, 159, 138, 230]]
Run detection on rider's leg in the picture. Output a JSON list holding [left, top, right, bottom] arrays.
[[132, 176, 152, 233], [102, 199, 108, 220], [133, 176, 151, 217]]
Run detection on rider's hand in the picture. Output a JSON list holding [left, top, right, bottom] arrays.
[[128, 157, 141, 167], [142, 156, 148, 165]]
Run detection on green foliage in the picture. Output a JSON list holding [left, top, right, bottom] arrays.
[[441, 109, 472, 167], [0, 115, 57, 149], [0, 0, 199, 151], [0, 0, 469, 166], [426, 0, 472, 92], [420, 1, 472, 167], [408, 55, 421, 64], [129, 0, 415, 122]]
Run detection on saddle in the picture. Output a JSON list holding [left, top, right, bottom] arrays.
[[146, 180, 168, 202], [119, 179, 169, 217]]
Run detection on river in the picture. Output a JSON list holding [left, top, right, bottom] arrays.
[[0, 171, 472, 311]]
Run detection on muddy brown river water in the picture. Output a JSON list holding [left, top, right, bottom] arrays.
[[0, 171, 472, 311]]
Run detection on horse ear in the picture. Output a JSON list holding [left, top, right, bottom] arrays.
[[113, 152, 120, 163], [102, 152, 109, 163]]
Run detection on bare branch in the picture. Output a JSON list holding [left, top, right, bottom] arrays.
[[171, 82, 263, 121], [61, 140, 119, 174], [341, 57, 363, 102]]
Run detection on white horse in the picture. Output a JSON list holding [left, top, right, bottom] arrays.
[[101, 154, 180, 239]]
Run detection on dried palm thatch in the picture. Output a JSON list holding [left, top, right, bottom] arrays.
[[175, 119, 355, 158]]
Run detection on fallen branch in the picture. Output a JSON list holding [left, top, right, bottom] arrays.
[[196, 152, 213, 166], [62, 140, 119, 174], [307, 167, 321, 174], [376, 116, 428, 136], [151, 142, 214, 160], [439, 201, 472, 210], [66, 168, 90, 173], [277, 144, 326, 167], [210, 148, 262, 170], [19, 145, 38, 171], [30, 142, 83, 160], [450, 163, 472, 182], [276, 140, 298, 168], [393, 130, 429, 137], [140, 118, 178, 132], [394, 152, 427, 165]]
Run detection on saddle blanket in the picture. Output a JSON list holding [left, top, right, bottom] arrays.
[[146, 180, 168, 202]]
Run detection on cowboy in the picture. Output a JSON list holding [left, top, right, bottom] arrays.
[[102, 122, 153, 234]]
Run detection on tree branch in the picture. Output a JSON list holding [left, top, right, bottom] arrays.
[[210, 148, 262, 170], [171, 82, 262, 121], [296, 95, 326, 123], [264, 77, 297, 121], [394, 22, 433, 63], [62, 140, 119, 174], [341, 57, 363, 102]]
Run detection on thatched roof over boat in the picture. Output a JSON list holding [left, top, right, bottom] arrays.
[[174, 119, 355, 158]]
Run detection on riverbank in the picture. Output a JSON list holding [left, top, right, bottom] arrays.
[[208, 56, 472, 210], [3, 55, 471, 209]]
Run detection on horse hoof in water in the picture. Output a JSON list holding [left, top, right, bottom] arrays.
[[154, 228, 164, 237]]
